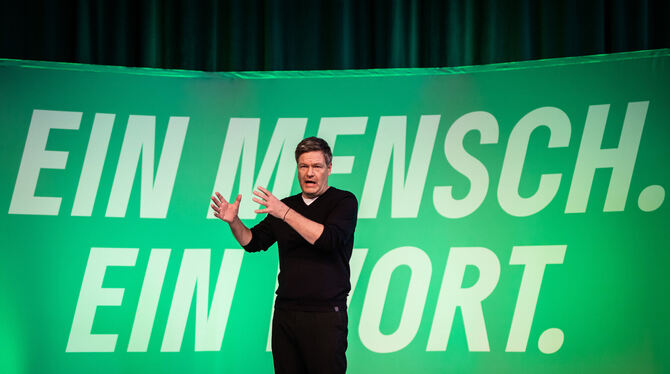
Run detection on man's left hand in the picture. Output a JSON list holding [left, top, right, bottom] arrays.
[[252, 186, 290, 219]]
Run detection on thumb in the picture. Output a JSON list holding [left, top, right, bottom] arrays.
[[234, 194, 242, 206]]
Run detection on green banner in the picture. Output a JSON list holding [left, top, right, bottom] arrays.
[[1, 50, 668, 373]]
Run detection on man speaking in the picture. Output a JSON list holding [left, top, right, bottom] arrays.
[[210, 137, 358, 374]]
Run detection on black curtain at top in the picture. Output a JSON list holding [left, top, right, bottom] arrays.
[[1, 0, 668, 72]]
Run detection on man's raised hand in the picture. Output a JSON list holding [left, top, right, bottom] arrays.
[[252, 186, 290, 219], [211, 192, 241, 223]]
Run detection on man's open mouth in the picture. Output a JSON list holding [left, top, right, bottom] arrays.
[[305, 181, 316, 185]]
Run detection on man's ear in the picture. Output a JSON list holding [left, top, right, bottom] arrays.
[[327, 163, 332, 175]]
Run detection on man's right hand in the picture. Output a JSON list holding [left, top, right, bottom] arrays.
[[211, 192, 241, 223]]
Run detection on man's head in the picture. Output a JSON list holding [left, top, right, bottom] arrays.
[[295, 137, 332, 198]]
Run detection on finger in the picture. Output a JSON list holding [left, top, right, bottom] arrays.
[[254, 208, 270, 214], [252, 190, 267, 199], [257, 186, 272, 196], [255, 186, 270, 197], [252, 197, 268, 206], [211, 195, 221, 207], [211, 203, 220, 212], [233, 194, 242, 207], [216, 192, 229, 204]]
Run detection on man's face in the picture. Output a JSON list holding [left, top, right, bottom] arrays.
[[297, 151, 331, 198]]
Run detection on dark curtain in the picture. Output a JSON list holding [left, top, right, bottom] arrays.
[[1, 0, 668, 72]]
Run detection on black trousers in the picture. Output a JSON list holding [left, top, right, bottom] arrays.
[[271, 307, 348, 374]]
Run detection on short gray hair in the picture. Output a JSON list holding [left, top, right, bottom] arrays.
[[294, 137, 332, 165]]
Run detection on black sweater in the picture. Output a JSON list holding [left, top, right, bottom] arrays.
[[243, 187, 358, 311]]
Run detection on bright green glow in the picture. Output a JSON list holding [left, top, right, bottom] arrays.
[[1, 49, 667, 78], [0, 286, 25, 374]]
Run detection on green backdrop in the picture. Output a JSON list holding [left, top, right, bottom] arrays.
[[1, 49, 668, 373]]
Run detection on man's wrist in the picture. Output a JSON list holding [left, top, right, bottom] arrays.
[[228, 216, 240, 226]]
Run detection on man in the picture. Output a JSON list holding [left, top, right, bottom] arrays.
[[210, 137, 358, 374]]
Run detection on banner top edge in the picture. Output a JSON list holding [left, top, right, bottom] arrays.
[[1, 48, 668, 79]]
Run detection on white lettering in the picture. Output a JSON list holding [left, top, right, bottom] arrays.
[[209, 118, 306, 219], [128, 248, 171, 352], [9, 109, 81, 215], [106, 115, 189, 218], [161, 249, 243, 352], [66, 247, 138, 352], [359, 247, 431, 353], [360, 115, 440, 218], [505, 245, 566, 352], [434, 111, 498, 218], [317, 117, 367, 174], [498, 107, 571, 216], [566, 102, 647, 212], [427, 247, 500, 352], [72, 113, 115, 216]]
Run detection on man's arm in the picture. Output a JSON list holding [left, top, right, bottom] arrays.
[[250, 186, 358, 248], [310, 193, 357, 252], [283, 208, 323, 245], [227, 216, 252, 246], [252, 186, 325, 244], [211, 193, 252, 246]]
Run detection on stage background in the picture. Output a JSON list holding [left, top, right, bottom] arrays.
[[1, 49, 669, 373], [1, 0, 668, 72]]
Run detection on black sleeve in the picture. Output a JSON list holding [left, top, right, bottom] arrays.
[[242, 215, 277, 253], [313, 193, 358, 252]]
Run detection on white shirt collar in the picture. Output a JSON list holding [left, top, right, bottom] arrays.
[[302, 195, 318, 206]]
